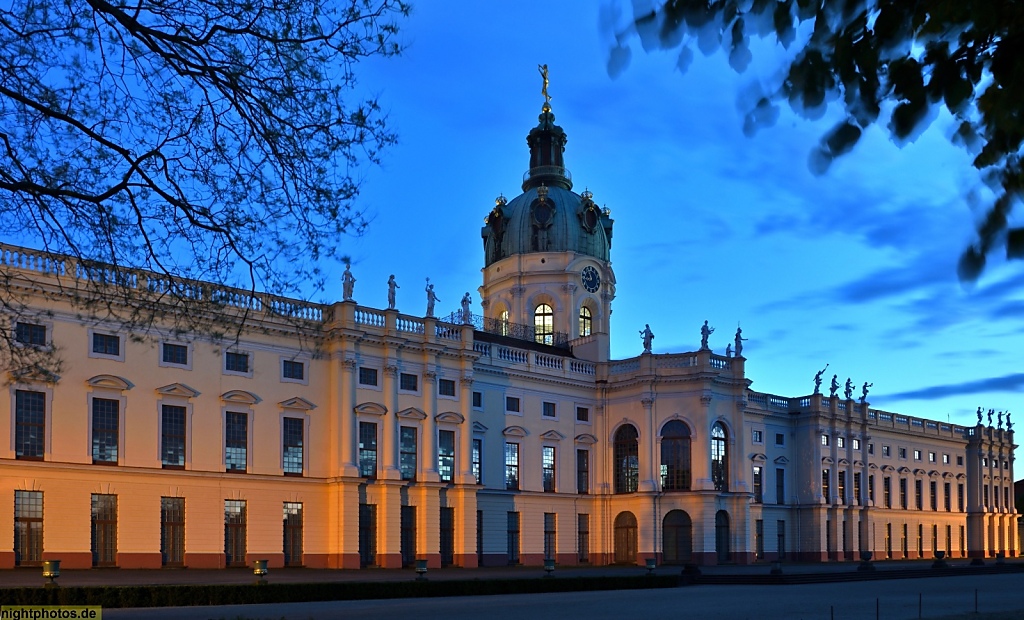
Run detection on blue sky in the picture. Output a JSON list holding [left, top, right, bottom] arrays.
[[340, 2, 1021, 436]]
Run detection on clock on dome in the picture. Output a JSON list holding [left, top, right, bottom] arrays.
[[580, 266, 601, 293]]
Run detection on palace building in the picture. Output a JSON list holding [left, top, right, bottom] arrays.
[[0, 96, 1017, 571]]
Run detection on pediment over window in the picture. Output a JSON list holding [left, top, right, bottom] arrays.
[[942, 471, 954, 478], [86, 374, 133, 391], [221, 390, 261, 405], [838, 458, 850, 466], [956, 473, 966, 480], [750, 453, 767, 463], [822, 456, 834, 465], [397, 407, 427, 420], [156, 383, 200, 398], [10, 366, 60, 385], [472, 421, 488, 434], [853, 460, 864, 468], [913, 468, 927, 477], [435, 411, 465, 425], [898, 466, 911, 474], [354, 402, 387, 416], [279, 397, 316, 411], [773, 456, 789, 465], [928, 470, 940, 478], [867, 463, 878, 470], [503, 425, 528, 438], [575, 433, 598, 445], [881, 464, 895, 472], [540, 430, 566, 441]]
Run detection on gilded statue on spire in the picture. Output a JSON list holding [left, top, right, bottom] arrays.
[[538, 63, 551, 112]]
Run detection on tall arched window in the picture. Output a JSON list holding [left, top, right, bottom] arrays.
[[711, 422, 728, 491], [578, 306, 592, 337], [660, 420, 691, 491], [534, 304, 553, 345], [497, 308, 510, 336], [614, 425, 639, 494], [715, 510, 731, 562]]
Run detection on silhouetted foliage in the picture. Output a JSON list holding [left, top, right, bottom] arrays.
[[0, 0, 408, 372], [608, 0, 1024, 280]]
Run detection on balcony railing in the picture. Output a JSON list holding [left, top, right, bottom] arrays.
[[444, 312, 570, 350]]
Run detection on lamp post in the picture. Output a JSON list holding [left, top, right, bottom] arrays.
[[42, 560, 60, 587]]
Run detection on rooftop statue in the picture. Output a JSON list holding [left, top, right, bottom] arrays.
[[813, 364, 829, 395], [860, 381, 873, 403], [425, 278, 440, 318], [538, 63, 551, 110], [734, 327, 747, 357], [342, 264, 355, 302], [725, 343, 732, 357], [700, 320, 714, 350], [387, 275, 399, 310], [844, 377, 854, 400], [977, 406, 983, 425], [461, 292, 473, 324], [640, 324, 654, 353], [829, 374, 840, 398]]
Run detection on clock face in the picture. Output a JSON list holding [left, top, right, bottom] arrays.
[[581, 266, 601, 293]]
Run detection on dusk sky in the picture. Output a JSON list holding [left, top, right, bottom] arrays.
[[340, 2, 1021, 439]]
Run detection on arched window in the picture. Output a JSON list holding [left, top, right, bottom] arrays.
[[711, 422, 728, 491], [534, 304, 553, 345], [660, 420, 691, 491], [715, 510, 731, 562], [613, 511, 638, 564], [614, 425, 639, 494], [662, 510, 693, 564], [578, 306, 592, 337], [497, 308, 510, 336]]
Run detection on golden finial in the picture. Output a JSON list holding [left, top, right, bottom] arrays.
[[538, 64, 551, 112]]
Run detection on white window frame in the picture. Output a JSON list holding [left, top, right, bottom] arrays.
[[88, 328, 125, 362], [280, 356, 309, 386], [223, 349, 254, 378], [159, 340, 192, 370]]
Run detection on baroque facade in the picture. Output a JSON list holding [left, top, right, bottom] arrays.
[[0, 100, 1017, 570]]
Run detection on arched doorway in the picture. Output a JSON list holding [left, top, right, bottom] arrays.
[[614, 511, 638, 564], [662, 510, 692, 564], [715, 510, 731, 563]]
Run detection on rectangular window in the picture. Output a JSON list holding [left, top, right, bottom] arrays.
[[854, 472, 862, 504], [900, 478, 908, 509], [775, 468, 785, 504], [576, 406, 589, 422], [507, 511, 520, 564], [438, 378, 456, 397], [283, 502, 303, 567], [225, 412, 248, 472], [884, 477, 892, 508], [438, 430, 455, 482], [868, 474, 875, 503], [400, 426, 417, 481], [915, 479, 923, 510], [505, 396, 520, 413], [956, 455, 964, 466], [92, 332, 120, 356], [917, 524, 923, 557], [822, 468, 831, 501], [928, 451, 936, 463], [930, 481, 937, 511], [401, 506, 416, 567], [775, 433, 785, 446], [755, 519, 764, 559], [821, 434, 829, 446], [944, 482, 951, 512], [15, 390, 45, 460], [984, 484, 989, 507], [542, 401, 556, 418], [476, 510, 484, 563], [162, 343, 188, 366], [160, 497, 184, 567], [15, 322, 46, 346], [885, 523, 893, 559], [161, 405, 186, 468], [91, 397, 119, 464], [914, 449, 922, 461], [898, 447, 907, 459], [392, 372, 416, 392], [837, 471, 846, 504], [882, 445, 890, 457], [752, 429, 763, 444], [852, 438, 860, 450], [868, 443, 874, 455], [505, 442, 519, 490], [777, 520, 786, 560], [902, 524, 908, 557], [440, 506, 454, 567], [358, 367, 378, 386], [577, 449, 590, 494], [752, 466, 763, 503], [359, 422, 377, 478], [225, 351, 249, 373], [543, 513, 556, 561], [91, 494, 117, 567], [14, 491, 43, 566], [359, 504, 376, 567], [282, 417, 304, 475], [542, 446, 556, 492], [472, 391, 483, 408], [472, 438, 482, 484], [224, 499, 246, 567], [837, 437, 845, 448], [282, 360, 305, 381], [578, 514, 590, 563]]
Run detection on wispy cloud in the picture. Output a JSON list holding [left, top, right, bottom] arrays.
[[885, 373, 1024, 400]]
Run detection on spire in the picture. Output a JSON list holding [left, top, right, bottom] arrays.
[[523, 65, 572, 191]]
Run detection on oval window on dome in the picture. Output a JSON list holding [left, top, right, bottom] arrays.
[[531, 199, 554, 228]]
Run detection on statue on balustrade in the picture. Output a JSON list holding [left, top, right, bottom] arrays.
[[813, 364, 829, 394], [387, 275, 399, 309], [725, 344, 732, 357], [977, 406, 983, 424], [640, 324, 654, 353], [342, 264, 355, 302], [425, 278, 440, 317], [734, 327, 747, 357], [988, 408, 994, 426], [1007, 412, 1013, 431], [998, 411, 1003, 428], [860, 382, 873, 403], [700, 320, 714, 350], [829, 374, 840, 398], [461, 293, 473, 324], [844, 377, 854, 400]]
